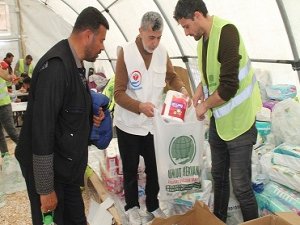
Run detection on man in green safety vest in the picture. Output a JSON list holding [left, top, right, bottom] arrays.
[[0, 64, 19, 158], [14, 54, 34, 77], [174, 0, 262, 223]]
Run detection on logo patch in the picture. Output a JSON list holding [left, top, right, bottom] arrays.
[[169, 135, 196, 165], [129, 70, 142, 89]]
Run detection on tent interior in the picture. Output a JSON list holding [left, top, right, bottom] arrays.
[[1, 0, 300, 93], [2, 1, 300, 224]]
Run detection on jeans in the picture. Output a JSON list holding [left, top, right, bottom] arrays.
[[209, 118, 258, 222], [116, 127, 159, 212], [0, 104, 19, 156]]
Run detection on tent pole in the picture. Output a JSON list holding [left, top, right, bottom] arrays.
[[96, 0, 129, 73], [153, 0, 197, 92], [276, 0, 300, 78], [16, 0, 25, 58], [56, 0, 118, 74]]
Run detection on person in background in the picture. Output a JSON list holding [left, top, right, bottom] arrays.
[[114, 11, 189, 225], [174, 0, 262, 222], [0, 65, 19, 158], [15, 7, 109, 225], [20, 76, 31, 93], [15, 76, 31, 102], [15, 72, 30, 90], [3, 52, 14, 75], [102, 74, 115, 113], [14, 54, 34, 77], [3, 52, 14, 91]]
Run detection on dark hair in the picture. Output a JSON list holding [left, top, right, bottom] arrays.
[[174, 0, 208, 21], [5, 52, 14, 58], [72, 7, 109, 34], [88, 67, 95, 76], [23, 76, 31, 84], [21, 73, 29, 78], [25, 55, 33, 60]]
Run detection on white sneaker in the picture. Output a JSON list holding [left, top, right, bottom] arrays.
[[127, 206, 142, 225], [141, 208, 167, 225], [151, 208, 167, 218], [141, 211, 154, 225]]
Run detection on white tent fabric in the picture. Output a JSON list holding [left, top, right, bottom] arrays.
[[1, 0, 300, 91]]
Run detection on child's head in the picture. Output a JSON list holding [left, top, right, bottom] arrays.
[[22, 76, 31, 91]]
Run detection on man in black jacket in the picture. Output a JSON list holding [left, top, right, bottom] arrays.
[[15, 7, 109, 225]]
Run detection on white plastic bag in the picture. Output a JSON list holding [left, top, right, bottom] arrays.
[[271, 98, 300, 145], [153, 107, 205, 200], [254, 68, 272, 101], [0, 154, 26, 194], [87, 198, 114, 225]]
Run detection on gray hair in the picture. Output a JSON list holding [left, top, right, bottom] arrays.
[[140, 11, 163, 32]]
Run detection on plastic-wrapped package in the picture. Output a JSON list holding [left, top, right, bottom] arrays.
[[256, 107, 271, 122], [255, 121, 271, 137], [271, 98, 300, 145], [268, 164, 300, 193], [263, 100, 279, 111], [255, 181, 300, 214], [272, 143, 300, 172], [266, 84, 297, 101]]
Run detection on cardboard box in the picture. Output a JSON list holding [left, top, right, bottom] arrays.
[[240, 212, 300, 225], [151, 201, 225, 225]]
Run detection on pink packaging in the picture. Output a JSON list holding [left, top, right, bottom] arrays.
[[161, 90, 188, 122], [263, 100, 279, 111], [100, 165, 123, 194]]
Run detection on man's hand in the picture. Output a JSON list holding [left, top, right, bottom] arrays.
[[192, 85, 204, 107], [195, 101, 208, 121], [40, 191, 58, 213], [180, 87, 192, 107], [139, 102, 155, 117], [93, 107, 105, 127], [11, 74, 20, 84]]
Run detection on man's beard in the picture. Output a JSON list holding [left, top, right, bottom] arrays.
[[142, 41, 154, 54]]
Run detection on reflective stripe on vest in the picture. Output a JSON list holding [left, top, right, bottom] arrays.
[[238, 59, 251, 81], [0, 79, 10, 105], [208, 59, 251, 96], [213, 73, 256, 119], [203, 85, 209, 99], [0, 92, 9, 99], [0, 82, 7, 89]]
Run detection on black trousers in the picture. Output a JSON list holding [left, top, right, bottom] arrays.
[[20, 164, 87, 225], [116, 127, 159, 212]]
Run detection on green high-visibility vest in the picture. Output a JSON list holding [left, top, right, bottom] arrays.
[[19, 59, 34, 77], [197, 16, 262, 141], [0, 78, 11, 106], [102, 76, 115, 112]]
